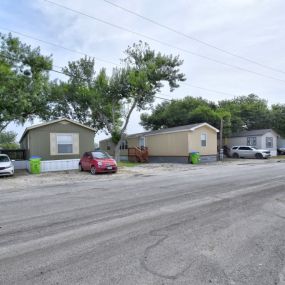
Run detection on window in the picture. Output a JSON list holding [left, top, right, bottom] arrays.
[[50, 133, 79, 155], [266, 137, 273, 148], [92, 151, 111, 159], [247, 136, 256, 146], [57, 134, 73, 154], [139, 137, 145, 148], [239, 146, 251, 150], [201, 133, 207, 147], [120, 140, 128, 150]]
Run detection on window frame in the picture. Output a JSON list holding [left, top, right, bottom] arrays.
[[266, 137, 273, 148], [56, 134, 74, 154], [200, 133, 207, 147], [247, 136, 257, 146]]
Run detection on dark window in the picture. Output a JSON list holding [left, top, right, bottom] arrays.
[[201, 133, 207, 147], [232, 146, 238, 150], [0, 155, 10, 162], [247, 136, 256, 146], [57, 135, 73, 154], [120, 140, 128, 150], [239, 147, 251, 150]]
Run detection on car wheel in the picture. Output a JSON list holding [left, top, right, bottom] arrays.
[[90, 166, 96, 175], [255, 153, 263, 159], [232, 153, 239, 158], [79, 163, 84, 171]]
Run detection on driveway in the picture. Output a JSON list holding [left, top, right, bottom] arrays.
[[0, 161, 285, 284]]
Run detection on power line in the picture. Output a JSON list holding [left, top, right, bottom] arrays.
[[0, 48, 242, 99], [42, 0, 285, 84], [103, 0, 285, 75], [0, 27, 118, 66], [0, 53, 171, 102]]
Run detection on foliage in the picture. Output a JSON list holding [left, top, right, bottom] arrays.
[[0, 33, 52, 132], [270, 104, 285, 137], [219, 94, 271, 133], [49, 42, 185, 160], [140, 96, 221, 130], [0, 131, 19, 149], [141, 94, 280, 137]]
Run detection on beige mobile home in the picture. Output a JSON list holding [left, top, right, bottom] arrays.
[[20, 118, 95, 160], [100, 123, 219, 163]]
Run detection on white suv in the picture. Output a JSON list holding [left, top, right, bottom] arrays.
[[230, 146, 271, 159], [0, 154, 14, 176]]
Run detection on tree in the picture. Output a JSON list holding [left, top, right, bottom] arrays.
[[49, 42, 185, 161], [271, 104, 285, 137], [140, 96, 220, 130], [219, 94, 271, 133], [0, 131, 19, 149], [0, 33, 52, 132]]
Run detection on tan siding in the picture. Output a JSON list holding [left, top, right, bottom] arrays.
[[146, 131, 189, 156], [188, 126, 217, 155]]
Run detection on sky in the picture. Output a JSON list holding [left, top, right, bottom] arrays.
[[1, 0, 285, 143]]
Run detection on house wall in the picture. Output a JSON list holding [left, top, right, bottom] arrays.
[[145, 131, 189, 157], [278, 138, 285, 147], [99, 139, 129, 157], [188, 126, 217, 155], [227, 136, 263, 148], [99, 125, 218, 163], [23, 121, 95, 160], [261, 131, 278, 156]]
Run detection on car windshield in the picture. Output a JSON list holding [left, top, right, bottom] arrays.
[[0, 156, 10, 162], [92, 151, 111, 159]]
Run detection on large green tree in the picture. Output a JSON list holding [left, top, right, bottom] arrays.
[[50, 42, 185, 160], [140, 96, 221, 130], [219, 94, 271, 133], [0, 33, 52, 132]]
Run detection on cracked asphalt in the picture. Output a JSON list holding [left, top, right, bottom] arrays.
[[0, 161, 285, 284]]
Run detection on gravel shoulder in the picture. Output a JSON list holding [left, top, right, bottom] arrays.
[[1, 158, 284, 191]]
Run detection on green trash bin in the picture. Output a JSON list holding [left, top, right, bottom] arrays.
[[188, 152, 200, 164], [29, 157, 41, 174]]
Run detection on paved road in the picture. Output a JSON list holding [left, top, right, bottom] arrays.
[[0, 162, 285, 285]]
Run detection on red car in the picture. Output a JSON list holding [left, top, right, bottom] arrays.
[[79, 151, 117, 175]]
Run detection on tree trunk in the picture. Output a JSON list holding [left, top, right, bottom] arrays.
[[114, 142, 121, 162], [113, 99, 137, 162]]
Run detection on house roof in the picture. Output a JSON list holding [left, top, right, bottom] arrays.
[[229, 129, 277, 138], [19, 118, 96, 143], [127, 122, 219, 138]]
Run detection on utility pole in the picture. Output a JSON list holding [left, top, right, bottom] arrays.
[[219, 117, 224, 160]]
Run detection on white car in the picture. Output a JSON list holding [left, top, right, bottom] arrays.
[[230, 146, 271, 159], [0, 154, 14, 176]]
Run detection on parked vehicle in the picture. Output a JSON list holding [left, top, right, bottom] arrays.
[[277, 147, 285, 155], [0, 154, 14, 176], [79, 151, 117, 174], [230, 146, 271, 159]]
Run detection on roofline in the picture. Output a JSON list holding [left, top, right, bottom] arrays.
[[228, 129, 279, 138], [19, 118, 96, 143], [128, 123, 219, 138]]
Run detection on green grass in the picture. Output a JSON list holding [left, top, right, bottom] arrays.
[[117, 161, 140, 167]]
